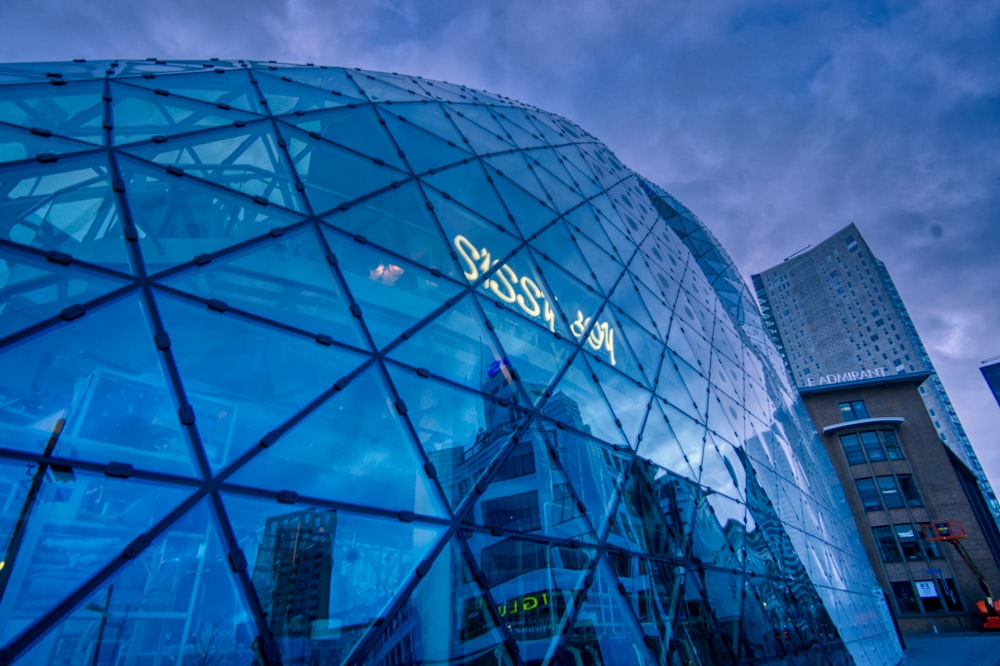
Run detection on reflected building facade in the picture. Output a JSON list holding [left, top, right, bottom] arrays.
[[0, 60, 901, 665]]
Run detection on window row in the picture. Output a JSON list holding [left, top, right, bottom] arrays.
[[840, 429, 902, 465], [856, 474, 921, 511], [872, 523, 941, 563]]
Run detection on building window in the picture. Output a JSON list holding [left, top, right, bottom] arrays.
[[891, 581, 920, 614], [839, 400, 869, 421], [480, 538, 548, 584], [856, 475, 921, 511], [493, 439, 536, 481], [482, 490, 542, 532], [873, 526, 901, 562], [840, 430, 903, 465]]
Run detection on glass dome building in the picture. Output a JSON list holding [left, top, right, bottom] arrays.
[[0, 60, 901, 665]]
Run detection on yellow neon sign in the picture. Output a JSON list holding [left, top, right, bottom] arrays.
[[453, 234, 616, 365]]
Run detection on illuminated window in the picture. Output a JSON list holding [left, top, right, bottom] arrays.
[[838, 400, 869, 421]]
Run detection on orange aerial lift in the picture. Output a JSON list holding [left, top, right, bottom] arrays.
[[922, 520, 1000, 630]]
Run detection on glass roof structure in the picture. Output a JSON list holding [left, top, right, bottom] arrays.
[[0, 59, 901, 665]]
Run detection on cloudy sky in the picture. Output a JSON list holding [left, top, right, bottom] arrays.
[[2, 0, 998, 483]]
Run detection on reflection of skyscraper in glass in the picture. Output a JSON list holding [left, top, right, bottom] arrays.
[[252, 509, 335, 638]]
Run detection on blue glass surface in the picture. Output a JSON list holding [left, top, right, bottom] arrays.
[[0, 60, 898, 666]]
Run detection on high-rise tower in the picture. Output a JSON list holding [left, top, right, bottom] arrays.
[[752, 223, 1000, 526]]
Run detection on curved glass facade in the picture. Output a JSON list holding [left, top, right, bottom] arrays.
[[0, 60, 901, 665]]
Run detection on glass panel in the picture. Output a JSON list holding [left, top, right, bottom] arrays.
[[839, 433, 864, 465], [109, 82, 260, 145], [878, 476, 903, 510], [466, 532, 590, 663], [388, 363, 527, 510], [882, 429, 903, 460], [0, 154, 133, 274], [637, 402, 698, 482], [0, 294, 199, 476], [0, 248, 129, 340], [590, 362, 651, 449], [855, 478, 880, 511], [359, 539, 516, 665], [429, 188, 523, 278], [873, 525, 901, 562], [552, 429, 629, 535], [423, 161, 513, 234], [154, 290, 367, 471], [225, 493, 446, 663], [283, 104, 409, 172], [124, 125, 305, 212], [321, 181, 459, 280], [470, 428, 596, 543], [546, 354, 627, 447], [254, 71, 357, 114], [377, 108, 473, 175], [861, 430, 885, 462], [387, 292, 502, 388], [566, 557, 658, 664], [0, 470, 191, 643], [283, 125, 405, 215], [894, 524, 924, 561], [891, 580, 920, 614], [230, 364, 445, 517], [0, 80, 105, 145], [254, 66, 364, 101], [899, 475, 922, 507], [118, 155, 305, 274], [161, 226, 367, 348], [484, 164, 559, 240], [0, 124, 93, 164], [449, 111, 514, 156], [122, 69, 267, 113], [321, 229, 465, 349]]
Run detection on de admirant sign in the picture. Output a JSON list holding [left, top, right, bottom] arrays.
[[803, 366, 889, 387]]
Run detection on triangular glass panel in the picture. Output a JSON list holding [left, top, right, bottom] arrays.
[[422, 161, 512, 232], [160, 226, 367, 348], [357, 538, 517, 665], [0, 246, 130, 341], [254, 71, 360, 114], [382, 102, 467, 149], [223, 493, 446, 662], [0, 470, 192, 644], [567, 228, 624, 295], [608, 463, 682, 558], [545, 352, 627, 447], [492, 108, 547, 148], [483, 163, 559, 239], [0, 80, 105, 145], [284, 125, 405, 214], [231, 364, 445, 516], [118, 155, 305, 274], [352, 71, 432, 103], [387, 292, 502, 388], [673, 357, 709, 420], [108, 81, 261, 145], [10, 499, 261, 666], [320, 181, 459, 279], [448, 110, 514, 156], [636, 402, 698, 483], [0, 154, 134, 274], [320, 228, 465, 349], [0, 293, 200, 476], [610, 553, 682, 661], [154, 290, 368, 472], [427, 189, 523, 278], [477, 294, 575, 398], [387, 362, 527, 510], [529, 219, 598, 292], [123, 124, 305, 212], [122, 69, 266, 113], [608, 273, 662, 339], [378, 108, 472, 174], [528, 251, 607, 344], [281, 105, 408, 172], [608, 312, 660, 389], [0, 123, 95, 164], [589, 362, 652, 449], [549, 427, 629, 536], [662, 403, 708, 484], [464, 532, 592, 662], [484, 152, 549, 203], [560, 556, 659, 664], [563, 202, 625, 265], [524, 155, 582, 214], [255, 64, 365, 98], [0, 61, 104, 84], [116, 60, 226, 77]]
